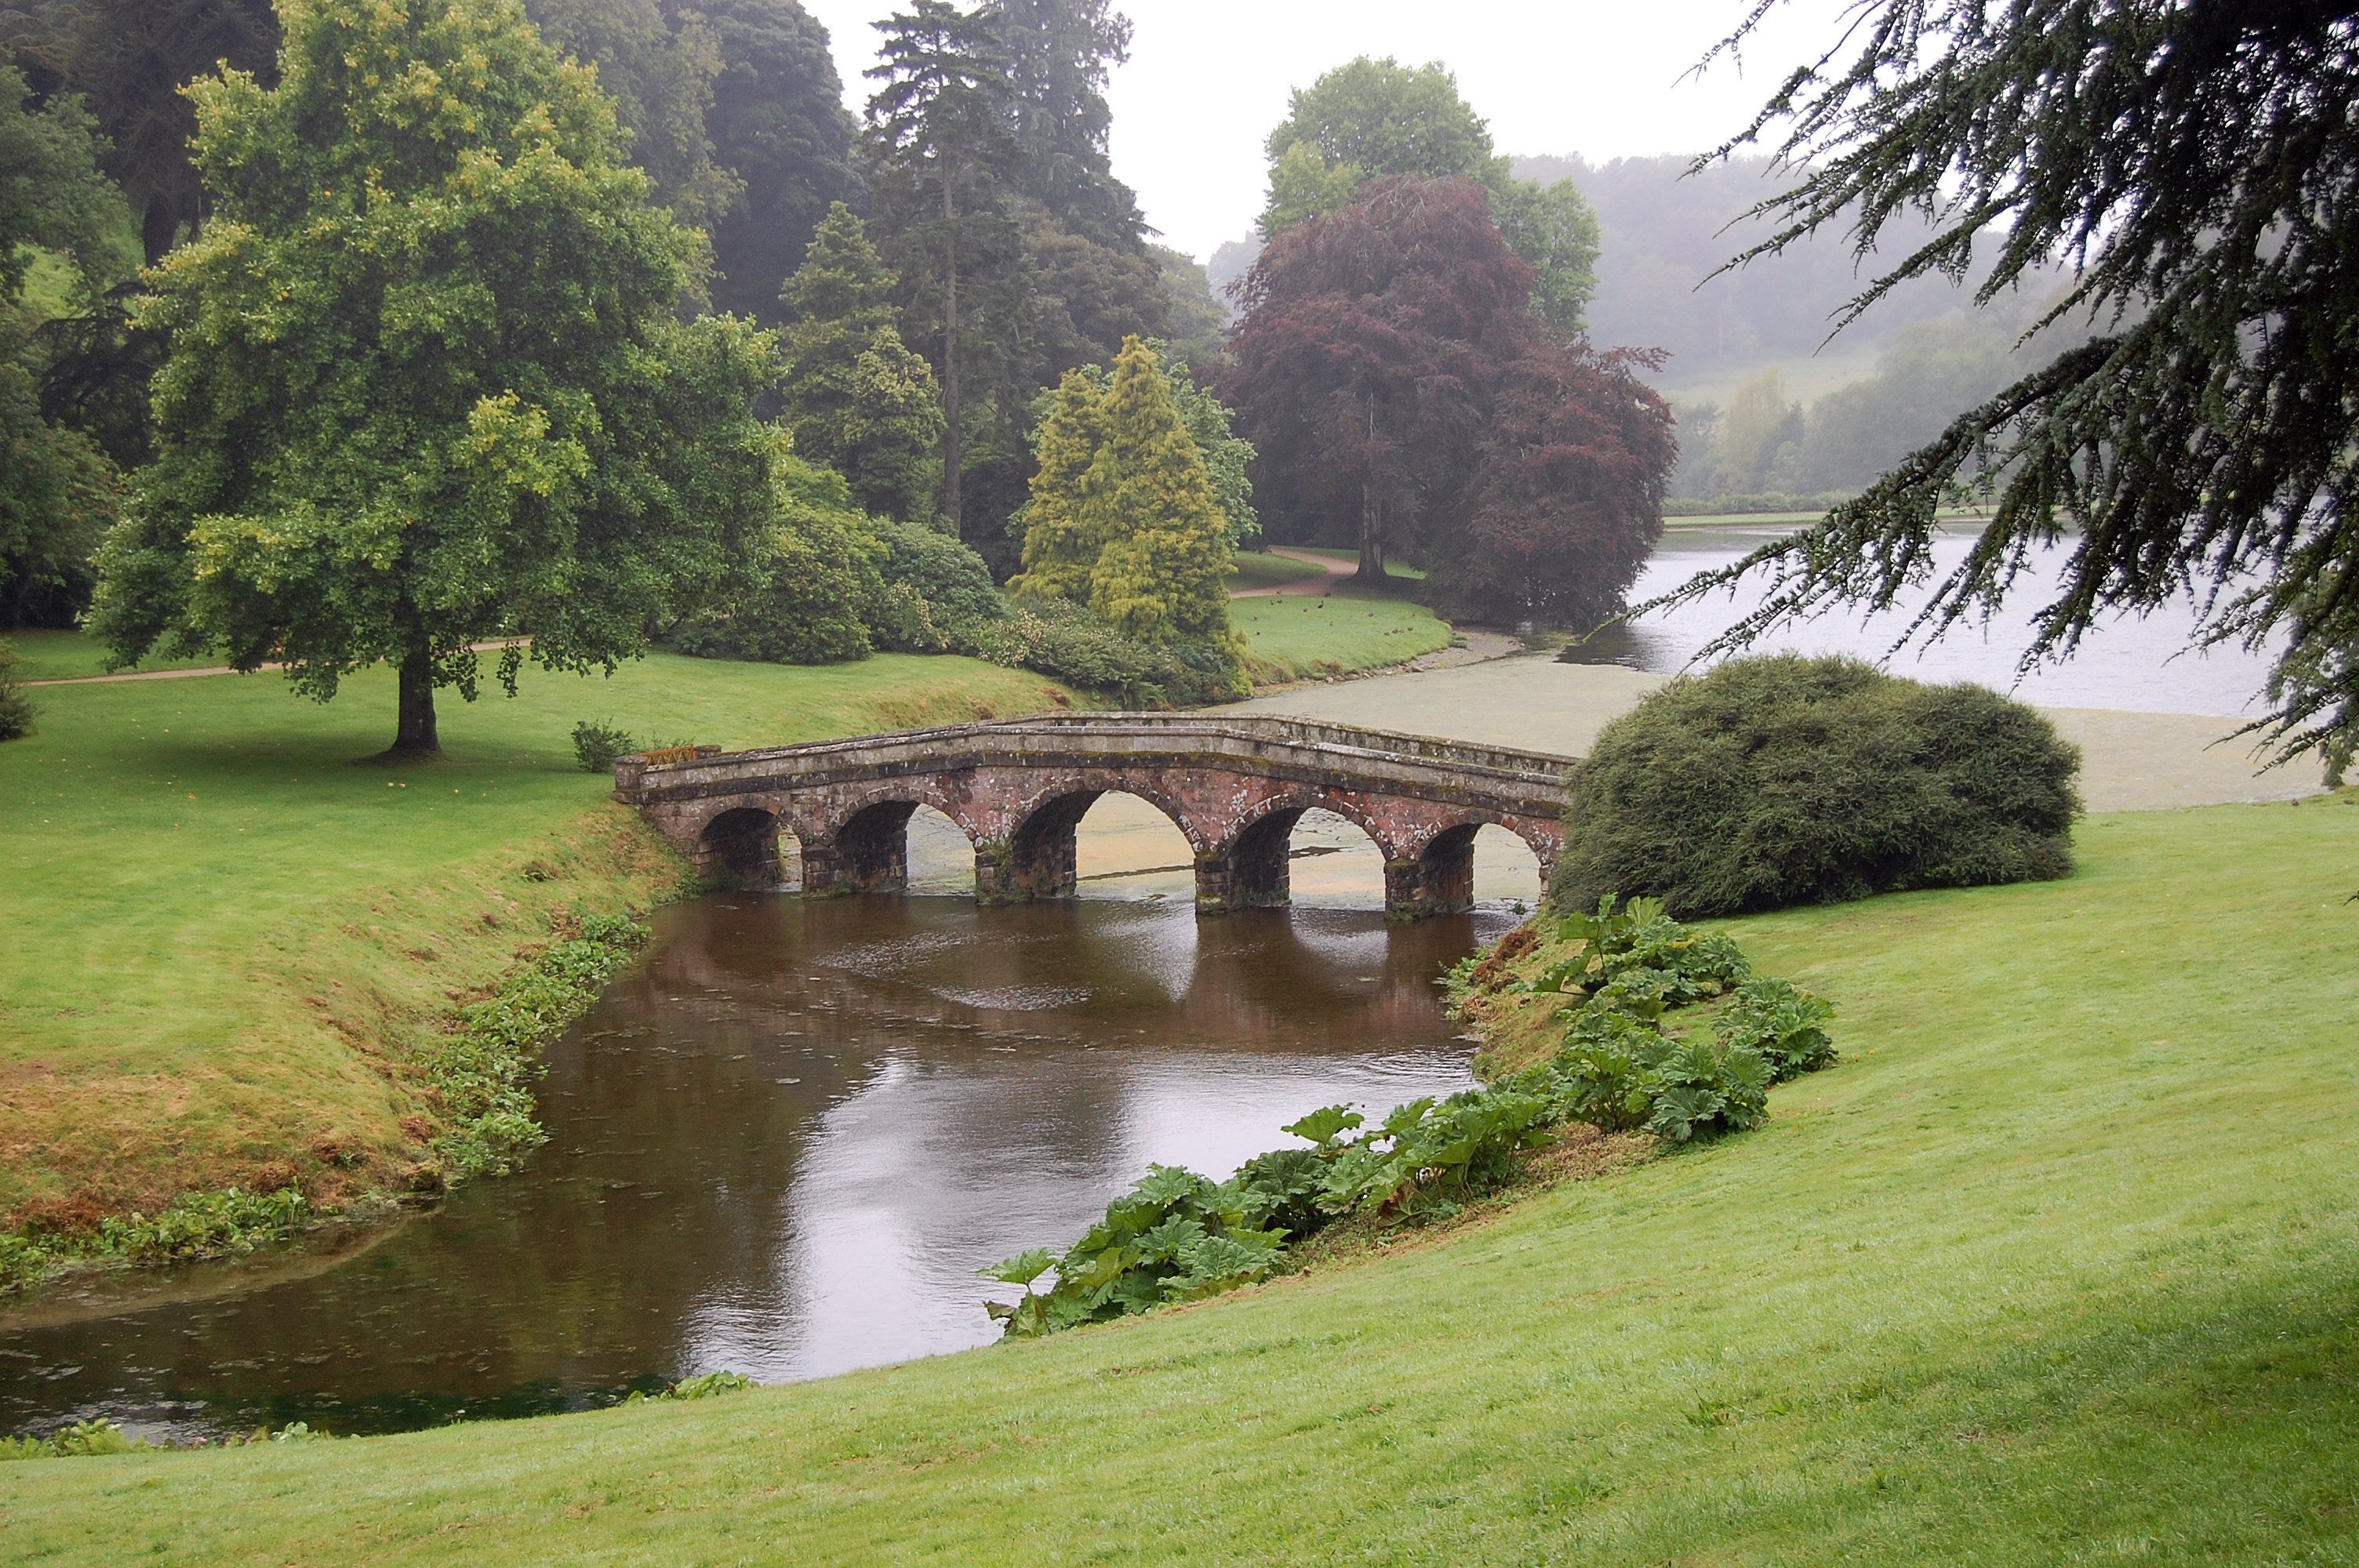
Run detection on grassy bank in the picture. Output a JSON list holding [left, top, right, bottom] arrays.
[[0, 644, 1074, 1228], [1232, 587, 1455, 684], [7, 797, 2354, 1562]]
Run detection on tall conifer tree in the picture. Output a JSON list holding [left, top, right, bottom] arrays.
[[1084, 338, 1238, 658]]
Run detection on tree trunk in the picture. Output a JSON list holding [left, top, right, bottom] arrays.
[[940, 175, 964, 539], [390, 644, 439, 757], [142, 195, 177, 267], [1357, 397, 1386, 582]]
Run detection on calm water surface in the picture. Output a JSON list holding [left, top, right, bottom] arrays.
[[0, 806, 1536, 1442], [1565, 524, 2280, 716]]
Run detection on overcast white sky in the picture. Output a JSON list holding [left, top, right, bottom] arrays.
[[796, 0, 1856, 260]]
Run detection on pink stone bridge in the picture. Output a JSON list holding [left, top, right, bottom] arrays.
[[611, 714, 1573, 920]]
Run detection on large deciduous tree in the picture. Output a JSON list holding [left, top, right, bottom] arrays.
[[1455, 340, 1672, 628], [1256, 56, 1599, 336], [1680, 0, 2359, 779], [0, 51, 125, 628], [88, 0, 779, 757], [1229, 175, 1670, 623], [1227, 176, 1532, 582]]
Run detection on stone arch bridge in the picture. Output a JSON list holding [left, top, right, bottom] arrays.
[[612, 714, 1574, 920]]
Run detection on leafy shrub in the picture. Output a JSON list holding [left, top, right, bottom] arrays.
[[96, 1186, 309, 1263], [625, 1370, 757, 1403], [988, 897, 1841, 1338], [671, 454, 884, 665], [419, 911, 649, 1182], [1717, 977, 1838, 1081], [1550, 654, 2082, 917], [864, 521, 1009, 651], [0, 1418, 145, 1461], [571, 720, 634, 772], [0, 641, 34, 742]]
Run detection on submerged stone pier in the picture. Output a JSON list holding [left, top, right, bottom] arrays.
[[612, 713, 1572, 920]]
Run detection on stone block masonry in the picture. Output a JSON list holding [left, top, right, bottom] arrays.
[[612, 714, 1572, 920]]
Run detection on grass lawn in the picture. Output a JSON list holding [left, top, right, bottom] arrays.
[[0, 644, 1074, 1216], [6, 627, 229, 681], [1227, 550, 1332, 592], [6, 797, 2355, 1563], [1231, 587, 1454, 684]]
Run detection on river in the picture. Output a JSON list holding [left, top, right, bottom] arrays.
[[0, 810, 1537, 1443]]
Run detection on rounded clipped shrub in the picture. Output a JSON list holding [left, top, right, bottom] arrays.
[[1550, 654, 2082, 916], [0, 641, 34, 742]]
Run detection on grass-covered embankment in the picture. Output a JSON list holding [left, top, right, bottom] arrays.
[[1232, 586, 1455, 684], [0, 642, 1074, 1236], [7, 797, 2354, 1562]]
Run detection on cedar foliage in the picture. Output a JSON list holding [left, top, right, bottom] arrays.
[[1670, 0, 2359, 781], [1550, 655, 2082, 918]]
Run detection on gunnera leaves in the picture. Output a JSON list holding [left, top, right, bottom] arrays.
[[1550, 654, 2081, 917]]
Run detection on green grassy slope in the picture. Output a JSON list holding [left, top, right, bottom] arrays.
[[1231, 589, 1455, 684], [0, 648, 1073, 1214], [8, 798, 2354, 1563]]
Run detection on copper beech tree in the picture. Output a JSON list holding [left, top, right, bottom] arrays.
[[88, 0, 780, 757], [1225, 174, 1670, 626]]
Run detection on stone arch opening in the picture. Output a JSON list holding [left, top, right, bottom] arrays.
[[1471, 823, 1546, 907], [904, 803, 980, 895], [984, 786, 1199, 906], [699, 805, 784, 889], [805, 799, 922, 896], [1386, 822, 1481, 920], [1206, 800, 1391, 913], [1072, 791, 1200, 900]]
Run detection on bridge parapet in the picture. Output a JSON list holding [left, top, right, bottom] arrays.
[[614, 713, 1574, 920]]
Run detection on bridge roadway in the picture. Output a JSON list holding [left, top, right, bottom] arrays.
[[612, 713, 1576, 919]]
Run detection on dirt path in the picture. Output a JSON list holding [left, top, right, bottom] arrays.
[[1230, 547, 1360, 598]]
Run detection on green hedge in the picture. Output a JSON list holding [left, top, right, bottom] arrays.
[[1551, 655, 2081, 917]]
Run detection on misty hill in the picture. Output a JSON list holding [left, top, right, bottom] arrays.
[[1514, 151, 2014, 396]]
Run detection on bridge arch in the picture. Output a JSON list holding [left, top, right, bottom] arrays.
[[697, 804, 785, 889], [1212, 792, 1399, 911], [986, 778, 1205, 906]]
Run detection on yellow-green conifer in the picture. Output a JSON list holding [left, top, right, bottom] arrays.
[[1009, 365, 1113, 603], [1085, 339, 1241, 665]]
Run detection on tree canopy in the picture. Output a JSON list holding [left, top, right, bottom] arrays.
[[0, 50, 124, 628], [1256, 56, 1599, 335], [87, 0, 780, 756], [1674, 0, 2359, 779], [694, 0, 861, 324], [1228, 174, 1670, 625]]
